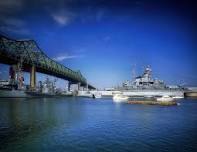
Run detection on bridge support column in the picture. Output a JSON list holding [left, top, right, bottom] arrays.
[[78, 82, 81, 91], [9, 65, 16, 84], [81, 86, 84, 91], [86, 83, 89, 91], [68, 81, 71, 91], [30, 65, 36, 89]]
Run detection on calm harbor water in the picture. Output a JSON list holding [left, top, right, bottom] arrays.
[[0, 97, 197, 152]]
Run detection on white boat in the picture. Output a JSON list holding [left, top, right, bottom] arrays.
[[156, 95, 174, 102], [113, 94, 129, 102], [77, 91, 92, 98], [61, 91, 73, 96], [172, 96, 184, 99]]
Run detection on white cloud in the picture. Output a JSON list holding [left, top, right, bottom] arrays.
[[53, 54, 84, 62], [51, 10, 75, 26], [51, 14, 70, 25]]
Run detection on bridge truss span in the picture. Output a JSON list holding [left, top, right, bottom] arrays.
[[0, 34, 95, 89]]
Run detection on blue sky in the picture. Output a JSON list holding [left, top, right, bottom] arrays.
[[0, 0, 196, 88]]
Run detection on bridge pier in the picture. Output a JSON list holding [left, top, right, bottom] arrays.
[[9, 65, 16, 83], [78, 82, 81, 91], [86, 83, 89, 91], [68, 81, 71, 91], [30, 65, 36, 89]]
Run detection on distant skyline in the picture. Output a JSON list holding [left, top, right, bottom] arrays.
[[0, 0, 196, 88]]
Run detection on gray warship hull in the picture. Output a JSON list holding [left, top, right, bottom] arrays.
[[25, 91, 60, 97], [122, 89, 184, 97], [0, 90, 72, 98], [90, 89, 184, 97], [0, 89, 30, 98]]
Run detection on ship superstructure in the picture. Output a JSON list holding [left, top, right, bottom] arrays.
[[108, 66, 185, 97], [38, 78, 57, 95], [122, 66, 173, 90]]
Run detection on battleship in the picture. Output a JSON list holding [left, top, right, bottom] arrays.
[[119, 66, 184, 97], [92, 66, 185, 98], [25, 78, 59, 97]]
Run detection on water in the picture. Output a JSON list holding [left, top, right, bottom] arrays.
[[0, 97, 197, 152]]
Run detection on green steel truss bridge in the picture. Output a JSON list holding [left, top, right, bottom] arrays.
[[0, 34, 95, 89]]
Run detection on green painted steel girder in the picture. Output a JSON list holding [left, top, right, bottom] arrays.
[[0, 34, 95, 89]]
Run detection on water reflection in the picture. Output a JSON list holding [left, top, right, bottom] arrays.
[[0, 97, 84, 149], [0, 98, 197, 152]]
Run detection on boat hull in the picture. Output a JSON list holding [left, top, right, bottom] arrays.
[[0, 90, 72, 98], [113, 94, 129, 102], [89, 90, 184, 98], [0, 89, 29, 98], [156, 98, 174, 102], [25, 91, 72, 98], [123, 90, 184, 97]]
